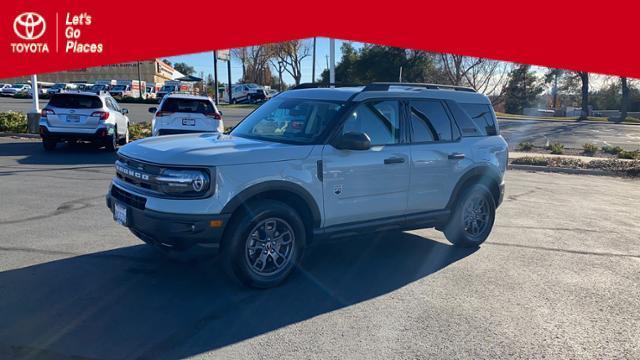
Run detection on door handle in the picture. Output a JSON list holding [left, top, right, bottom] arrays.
[[384, 157, 405, 164], [448, 152, 465, 160]]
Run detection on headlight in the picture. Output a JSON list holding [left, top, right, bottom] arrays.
[[156, 168, 211, 197]]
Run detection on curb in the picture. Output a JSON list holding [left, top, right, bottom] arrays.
[[508, 164, 614, 177], [0, 132, 39, 139], [497, 117, 640, 126]]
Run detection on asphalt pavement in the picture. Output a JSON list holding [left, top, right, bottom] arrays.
[[0, 137, 638, 359]]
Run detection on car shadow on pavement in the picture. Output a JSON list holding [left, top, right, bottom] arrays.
[[0, 140, 117, 166], [0, 232, 477, 359]]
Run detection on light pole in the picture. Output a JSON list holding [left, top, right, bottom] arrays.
[[27, 74, 40, 133], [329, 38, 335, 87], [213, 51, 219, 105], [311, 37, 316, 83]]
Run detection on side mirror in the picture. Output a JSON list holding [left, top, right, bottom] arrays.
[[218, 110, 223, 116], [148, 107, 157, 113], [333, 131, 372, 151], [120, 108, 129, 114]]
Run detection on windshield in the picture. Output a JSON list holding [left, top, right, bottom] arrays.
[[111, 85, 126, 91], [160, 85, 174, 91], [231, 98, 345, 144], [13, 84, 26, 89], [51, 83, 65, 89], [90, 85, 105, 91]]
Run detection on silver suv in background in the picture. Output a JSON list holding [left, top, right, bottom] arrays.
[[40, 92, 130, 151], [107, 83, 507, 288]]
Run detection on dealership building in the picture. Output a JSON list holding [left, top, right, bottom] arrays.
[[1, 59, 183, 85]]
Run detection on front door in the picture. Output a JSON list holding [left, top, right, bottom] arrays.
[[322, 100, 411, 227]]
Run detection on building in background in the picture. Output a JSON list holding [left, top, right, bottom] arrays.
[[1, 59, 183, 85]]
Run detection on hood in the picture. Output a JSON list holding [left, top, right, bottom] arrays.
[[119, 133, 314, 166]]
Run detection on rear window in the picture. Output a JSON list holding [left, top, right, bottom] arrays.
[[161, 98, 215, 113], [456, 103, 498, 137], [48, 94, 103, 109]]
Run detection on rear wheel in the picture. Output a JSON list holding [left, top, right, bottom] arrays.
[[223, 200, 305, 288], [444, 184, 496, 247], [42, 138, 57, 151], [104, 127, 118, 152]]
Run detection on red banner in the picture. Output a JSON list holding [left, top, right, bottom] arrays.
[[1, 0, 639, 79]]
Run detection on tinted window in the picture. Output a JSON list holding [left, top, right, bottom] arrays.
[[161, 98, 215, 113], [341, 101, 400, 145], [48, 94, 103, 109], [232, 98, 344, 144], [409, 100, 453, 142], [458, 103, 498, 136]]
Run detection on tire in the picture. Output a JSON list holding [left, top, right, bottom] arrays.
[[104, 127, 118, 152], [118, 125, 129, 145], [444, 184, 496, 248], [223, 200, 305, 288], [42, 138, 57, 151]]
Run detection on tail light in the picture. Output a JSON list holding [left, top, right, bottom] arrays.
[[91, 111, 109, 121], [156, 111, 173, 117], [205, 112, 222, 120], [41, 109, 54, 118]]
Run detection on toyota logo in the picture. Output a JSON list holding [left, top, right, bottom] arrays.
[[13, 12, 46, 41]]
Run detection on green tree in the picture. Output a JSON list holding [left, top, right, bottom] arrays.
[[503, 65, 544, 114], [173, 62, 195, 76]]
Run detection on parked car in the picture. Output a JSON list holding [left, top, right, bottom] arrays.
[[149, 93, 223, 136], [39, 92, 130, 151], [223, 83, 267, 104], [47, 83, 78, 95], [107, 82, 507, 288], [1, 84, 12, 92], [1, 83, 31, 96]]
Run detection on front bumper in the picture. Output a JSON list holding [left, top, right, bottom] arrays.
[[106, 185, 231, 251]]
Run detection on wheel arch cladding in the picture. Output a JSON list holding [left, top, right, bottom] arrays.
[[447, 165, 502, 210], [221, 180, 321, 236]]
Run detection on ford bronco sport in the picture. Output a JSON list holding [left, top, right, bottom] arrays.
[[106, 83, 508, 288]]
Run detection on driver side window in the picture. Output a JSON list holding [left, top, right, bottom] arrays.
[[341, 101, 400, 145]]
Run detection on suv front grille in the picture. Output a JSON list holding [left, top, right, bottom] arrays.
[[111, 186, 146, 209], [115, 155, 164, 194]]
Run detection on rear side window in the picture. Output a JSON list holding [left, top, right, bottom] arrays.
[[161, 98, 215, 113], [408, 100, 455, 142], [457, 103, 498, 136], [48, 94, 103, 109]]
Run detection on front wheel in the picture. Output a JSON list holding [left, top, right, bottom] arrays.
[[223, 200, 305, 288], [444, 184, 496, 247]]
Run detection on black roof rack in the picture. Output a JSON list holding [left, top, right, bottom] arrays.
[[362, 82, 476, 93], [290, 82, 363, 90]]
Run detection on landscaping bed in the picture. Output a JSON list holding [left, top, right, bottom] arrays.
[[511, 156, 640, 177], [515, 142, 640, 160]]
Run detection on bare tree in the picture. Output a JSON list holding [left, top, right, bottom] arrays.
[[231, 48, 248, 81], [233, 45, 274, 84], [439, 54, 484, 86], [273, 40, 310, 86], [578, 71, 589, 120]]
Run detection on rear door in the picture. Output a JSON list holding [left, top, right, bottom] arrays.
[[322, 100, 411, 227], [46, 94, 104, 129], [406, 99, 471, 213]]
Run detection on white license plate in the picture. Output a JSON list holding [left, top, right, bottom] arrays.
[[67, 114, 80, 122], [182, 118, 195, 126], [114, 202, 127, 226]]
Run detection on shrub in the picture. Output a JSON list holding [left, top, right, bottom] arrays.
[[602, 144, 623, 155], [582, 143, 598, 156], [617, 150, 640, 160], [129, 122, 151, 140], [0, 111, 28, 133], [517, 142, 534, 151], [549, 143, 564, 155]]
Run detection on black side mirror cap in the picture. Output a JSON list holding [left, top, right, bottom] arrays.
[[333, 131, 372, 151], [121, 108, 129, 114], [148, 107, 157, 113]]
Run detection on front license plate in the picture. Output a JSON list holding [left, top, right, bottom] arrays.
[[114, 202, 127, 226], [182, 118, 195, 126], [67, 115, 80, 122]]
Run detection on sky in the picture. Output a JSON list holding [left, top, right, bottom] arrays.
[[166, 38, 360, 85], [165, 38, 617, 91]]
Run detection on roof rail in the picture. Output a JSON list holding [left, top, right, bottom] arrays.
[[290, 82, 363, 90], [362, 82, 476, 93]]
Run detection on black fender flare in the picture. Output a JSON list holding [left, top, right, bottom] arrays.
[[221, 180, 322, 228], [446, 165, 502, 210]]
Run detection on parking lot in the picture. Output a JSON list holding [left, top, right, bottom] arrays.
[[0, 136, 638, 359]]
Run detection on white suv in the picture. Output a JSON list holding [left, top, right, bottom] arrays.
[[107, 83, 508, 288], [150, 94, 224, 136], [40, 92, 130, 151]]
